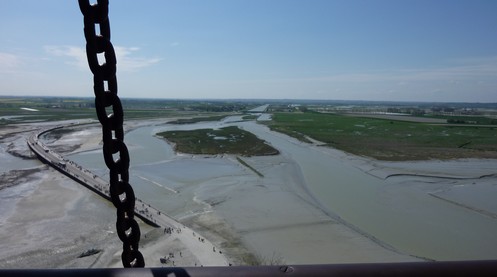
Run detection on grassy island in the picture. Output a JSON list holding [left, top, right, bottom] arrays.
[[157, 126, 279, 156]]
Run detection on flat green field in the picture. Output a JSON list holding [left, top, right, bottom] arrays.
[[157, 126, 279, 156], [0, 97, 250, 128], [265, 112, 497, 160]]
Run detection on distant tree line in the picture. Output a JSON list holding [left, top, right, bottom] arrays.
[[183, 103, 247, 112], [447, 118, 497, 125], [387, 107, 425, 115]]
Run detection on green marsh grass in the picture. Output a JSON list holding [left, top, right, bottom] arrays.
[[266, 112, 497, 160]]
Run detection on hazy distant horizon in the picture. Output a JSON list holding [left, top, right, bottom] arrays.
[[2, 94, 496, 106]]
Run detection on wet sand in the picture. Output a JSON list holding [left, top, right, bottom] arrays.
[[203, 154, 421, 264], [2, 119, 497, 268], [0, 168, 121, 268]]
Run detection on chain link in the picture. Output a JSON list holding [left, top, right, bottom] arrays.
[[78, 0, 145, 268]]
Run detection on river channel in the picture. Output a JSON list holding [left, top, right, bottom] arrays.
[[68, 118, 497, 261]]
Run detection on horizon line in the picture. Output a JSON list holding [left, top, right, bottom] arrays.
[[1, 94, 496, 105]]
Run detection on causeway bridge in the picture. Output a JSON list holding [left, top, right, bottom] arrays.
[[28, 126, 172, 229], [27, 125, 230, 267]]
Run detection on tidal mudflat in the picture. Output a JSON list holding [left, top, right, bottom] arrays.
[[1, 118, 497, 268]]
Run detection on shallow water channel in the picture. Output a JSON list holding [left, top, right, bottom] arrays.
[[69, 119, 497, 261], [239, 122, 497, 261]]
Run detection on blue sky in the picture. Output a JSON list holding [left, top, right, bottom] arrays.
[[1, 0, 496, 102]]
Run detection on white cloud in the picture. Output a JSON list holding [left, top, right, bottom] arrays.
[[44, 45, 87, 70], [44, 45, 161, 72], [114, 46, 161, 72]]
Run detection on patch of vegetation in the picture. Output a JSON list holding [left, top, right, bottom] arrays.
[[168, 115, 229, 124], [157, 126, 279, 156], [264, 112, 497, 160]]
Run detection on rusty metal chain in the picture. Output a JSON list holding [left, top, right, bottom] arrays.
[[78, 0, 144, 268]]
